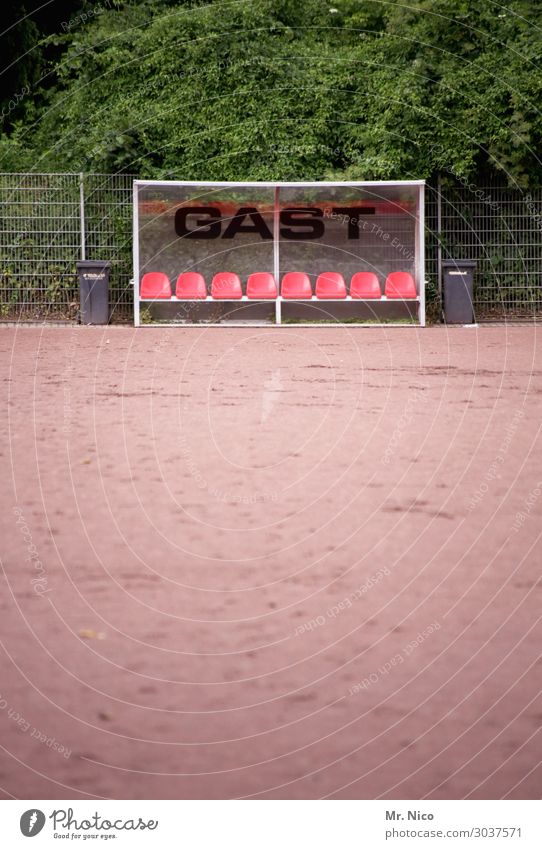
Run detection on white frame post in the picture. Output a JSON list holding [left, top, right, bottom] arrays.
[[274, 185, 280, 325], [133, 181, 140, 327], [417, 183, 426, 327]]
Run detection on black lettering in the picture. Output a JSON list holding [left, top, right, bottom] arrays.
[[280, 208, 324, 240], [222, 207, 272, 240], [175, 206, 221, 239], [333, 207, 375, 239]]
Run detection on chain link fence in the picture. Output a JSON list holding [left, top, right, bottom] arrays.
[[426, 183, 542, 321], [0, 172, 133, 321], [0, 174, 541, 322]]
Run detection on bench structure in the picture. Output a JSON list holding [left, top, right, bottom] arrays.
[[133, 180, 425, 326]]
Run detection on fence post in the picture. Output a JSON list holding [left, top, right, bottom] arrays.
[[79, 172, 86, 261], [437, 174, 442, 298]]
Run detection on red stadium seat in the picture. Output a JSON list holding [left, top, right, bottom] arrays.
[[140, 272, 171, 299], [247, 272, 277, 299], [211, 272, 242, 300], [385, 272, 417, 299], [315, 272, 347, 299], [176, 272, 207, 299], [281, 272, 312, 299], [350, 272, 381, 299]]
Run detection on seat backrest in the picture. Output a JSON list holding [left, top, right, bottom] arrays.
[[385, 271, 417, 299], [350, 272, 381, 299], [281, 272, 312, 299], [176, 272, 207, 299], [315, 272, 346, 299], [140, 272, 171, 299], [247, 272, 277, 299], [211, 272, 242, 299]]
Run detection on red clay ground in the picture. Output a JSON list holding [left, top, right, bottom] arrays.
[[0, 325, 541, 800]]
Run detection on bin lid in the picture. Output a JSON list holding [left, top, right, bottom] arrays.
[[76, 260, 111, 269], [442, 259, 477, 269]]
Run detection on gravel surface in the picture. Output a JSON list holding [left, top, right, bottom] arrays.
[[1, 325, 541, 799]]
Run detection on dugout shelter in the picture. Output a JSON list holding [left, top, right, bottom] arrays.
[[133, 180, 425, 326]]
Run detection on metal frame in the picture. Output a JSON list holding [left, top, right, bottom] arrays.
[[134, 180, 425, 187], [133, 180, 140, 328], [133, 179, 425, 327], [0, 172, 135, 322], [417, 182, 426, 327], [5, 173, 542, 324]]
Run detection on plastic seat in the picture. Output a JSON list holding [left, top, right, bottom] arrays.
[[281, 272, 312, 299], [247, 272, 277, 299], [211, 272, 242, 300], [385, 272, 417, 299], [315, 272, 346, 299], [350, 272, 381, 299], [140, 272, 171, 299], [176, 272, 207, 299]]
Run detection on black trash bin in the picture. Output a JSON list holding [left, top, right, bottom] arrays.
[[77, 260, 110, 325], [442, 260, 476, 324]]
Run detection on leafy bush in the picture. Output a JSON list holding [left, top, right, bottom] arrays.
[[1, 1, 540, 186]]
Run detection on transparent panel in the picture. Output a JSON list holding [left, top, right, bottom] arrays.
[[277, 184, 419, 292], [137, 184, 275, 291]]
